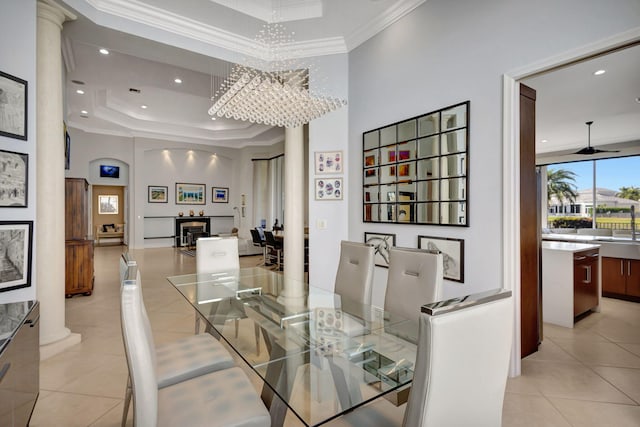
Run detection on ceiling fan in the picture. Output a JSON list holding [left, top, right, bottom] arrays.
[[573, 121, 620, 155]]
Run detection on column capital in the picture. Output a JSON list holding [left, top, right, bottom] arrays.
[[38, 0, 77, 30]]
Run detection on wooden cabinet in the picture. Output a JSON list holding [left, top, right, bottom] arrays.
[[602, 257, 640, 301], [65, 178, 94, 298], [573, 249, 600, 317]]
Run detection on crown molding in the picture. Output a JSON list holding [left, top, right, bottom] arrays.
[[211, 0, 323, 23], [345, 0, 426, 50]]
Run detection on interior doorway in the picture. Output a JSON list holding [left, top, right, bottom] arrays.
[[92, 184, 126, 245]]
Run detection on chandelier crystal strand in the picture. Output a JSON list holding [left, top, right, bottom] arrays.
[[208, 19, 346, 128]]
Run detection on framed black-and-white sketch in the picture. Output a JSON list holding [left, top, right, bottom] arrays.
[[0, 149, 27, 207], [176, 183, 205, 205], [98, 195, 118, 214], [315, 178, 343, 200], [148, 185, 168, 203], [0, 71, 27, 140], [364, 232, 396, 268], [315, 151, 342, 174], [0, 221, 33, 292], [418, 235, 464, 282], [212, 187, 229, 203]]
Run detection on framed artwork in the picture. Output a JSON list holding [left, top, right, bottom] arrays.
[[418, 235, 464, 282], [0, 71, 27, 140], [212, 187, 229, 203], [148, 185, 168, 203], [315, 178, 343, 200], [98, 195, 118, 214], [315, 151, 342, 174], [364, 232, 396, 268], [176, 183, 205, 205], [0, 149, 27, 207], [0, 221, 33, 292]]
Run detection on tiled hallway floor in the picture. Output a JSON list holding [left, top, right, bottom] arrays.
[[30, 246, 640, 426]]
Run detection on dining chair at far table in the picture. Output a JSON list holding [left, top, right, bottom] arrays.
[[250, 228, 267, 265], [384, 247, 443, 324], [120, 263, 271, 427], [329, 289, 514, 427], [334, 240, 375, 307], [120, 259, 262, 427], [264, 230, 283, 270]]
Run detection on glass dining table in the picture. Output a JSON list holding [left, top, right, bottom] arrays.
[[167, 267, 418, 427]]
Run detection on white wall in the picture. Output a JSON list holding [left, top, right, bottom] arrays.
[[0, 0, 37, 303], [348, 0, 640, 306]]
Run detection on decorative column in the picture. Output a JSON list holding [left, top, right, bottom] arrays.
[[281, 125, 305, 299], [36, 0, 79, 359]]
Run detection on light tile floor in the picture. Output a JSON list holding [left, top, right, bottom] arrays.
[[30, 246, 640, 426]]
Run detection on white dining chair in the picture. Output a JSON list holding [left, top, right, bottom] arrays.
[[196, 236, 261, 354], [384, 247, 443, 324], [334, 241, 375, 306], [329, 289, 514, 427], [120, 264, 271, 427], [118, 257, 236, 427]]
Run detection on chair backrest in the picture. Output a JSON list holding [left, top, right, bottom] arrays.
[[120, 264, 158, 427], [334, 241, 375, 306], [250, 228, 264, 246], [196, 236, 239, 274], [263, 230, 280, 247], [403, 289, 513, 427], [384, 247, 443, 324], [119, 252, 136, 283]]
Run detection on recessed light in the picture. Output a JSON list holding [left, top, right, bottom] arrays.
[[174, 78, 182, 84], [541, 139, 548, 143], [76, 89, 84, 95], [635, 97, 640, 104], [593, 69, 606, 76], [211, 117, 216, 121], [80, 110, 88, 115], [99, 48, 110, 55], [141, 105, 148, 109]]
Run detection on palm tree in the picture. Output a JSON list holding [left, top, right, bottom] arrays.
[[547, 168, 578, 206], [617, 186, 640, 201]]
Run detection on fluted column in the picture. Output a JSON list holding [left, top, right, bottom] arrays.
[[281, 125, 305, 298], [36, 0, 79, 358]]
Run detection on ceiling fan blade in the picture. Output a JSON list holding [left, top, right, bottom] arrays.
[[573, 146, 621, 155]]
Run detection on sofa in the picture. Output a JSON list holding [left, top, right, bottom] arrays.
[[96, 223, 125, 245]]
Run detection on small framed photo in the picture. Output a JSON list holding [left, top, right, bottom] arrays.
[[418, 235, 464, 283], [148, 185, 168, 203], [212, 187, 229, 203], [98, 195, 118, 214], [0, 149, 27, 207], [176, 183, 205, 205], [315, 151, 342, 174], [315, 178, 343, 200], [0, 221, 33, 292], [364, 232, 396, 268], [0, 71, 27, 140]]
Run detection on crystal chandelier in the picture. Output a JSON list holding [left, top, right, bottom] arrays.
[[208, 22, 346, 128]]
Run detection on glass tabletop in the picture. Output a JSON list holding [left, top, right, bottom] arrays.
[[167, 268, 418, 426]]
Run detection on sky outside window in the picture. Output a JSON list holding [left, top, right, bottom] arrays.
[[550, 156, 639, 192]]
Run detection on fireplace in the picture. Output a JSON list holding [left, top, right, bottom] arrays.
[[175, 217, 210, 247]]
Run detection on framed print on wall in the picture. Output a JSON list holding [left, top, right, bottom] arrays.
[[315, 178, 343, 200], [0, 70, 27, 140], [364, 232, 396, 268], [98, 195, 118, 214], [148, 185, 168, 203], [176, 183, 205, 205], [0, 149, 27, 207], [0, 221, 33, 293], [212, 187, 229, 203], [315, 151, 342, 174], [418, 235, 465, 282]]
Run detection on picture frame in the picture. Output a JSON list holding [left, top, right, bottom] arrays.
[[98, 195, 119, 214], [148, 185, 168, 203], [0, 221, 33, 293], [0, 149, 27, 207], [418, 235, 465, 282], [0, 71, 27, 140], [212, 187, 229, 203], [176, 183, 205, 205], [315, 178, 343, 200], [315, 151, 342, 174], [364, 232, 396, 268]]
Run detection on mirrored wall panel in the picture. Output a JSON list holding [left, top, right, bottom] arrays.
[[362, 101, 469, 226]]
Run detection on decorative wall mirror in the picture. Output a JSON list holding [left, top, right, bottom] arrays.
[[362, 101, 469, 226]]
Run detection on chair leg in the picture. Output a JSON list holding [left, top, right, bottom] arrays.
[[195, 312, 200, 334], [121, 375, 132, 427], [254, 323, 261, 356], [234, 318, 240, 338]]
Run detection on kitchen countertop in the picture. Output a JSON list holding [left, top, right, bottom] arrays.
[[542, 241, 601, 252]]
